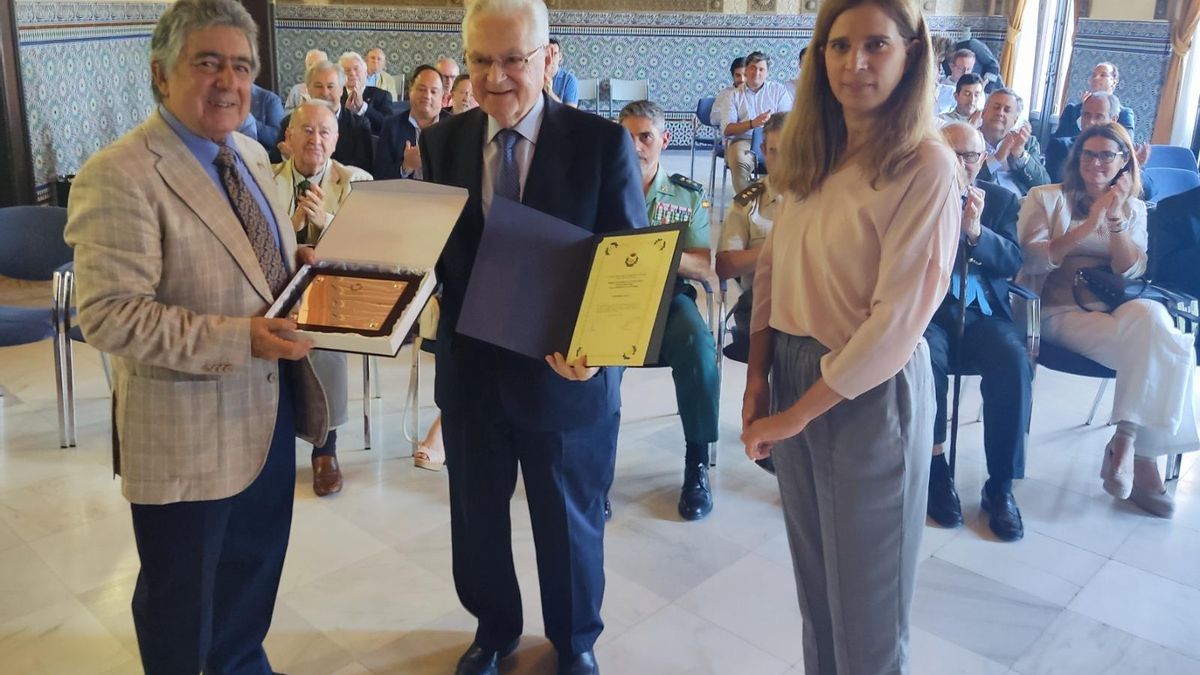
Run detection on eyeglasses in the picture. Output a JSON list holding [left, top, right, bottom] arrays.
[[466, 45, 545, 74], [955, 151, 983, 163], [1080, 149, 1126, 164]]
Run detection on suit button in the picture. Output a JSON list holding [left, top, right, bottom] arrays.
[[267, 372, 277, 383]]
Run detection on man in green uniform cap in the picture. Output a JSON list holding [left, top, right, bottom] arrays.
[[619, 100, 720, 521]]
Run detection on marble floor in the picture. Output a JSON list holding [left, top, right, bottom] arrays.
[[4, 152, 1200, 674]]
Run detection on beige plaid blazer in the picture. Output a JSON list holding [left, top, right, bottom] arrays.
[[65, 110, 329, 506]]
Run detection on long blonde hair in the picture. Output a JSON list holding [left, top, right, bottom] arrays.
[[774, 0, 939, 197]]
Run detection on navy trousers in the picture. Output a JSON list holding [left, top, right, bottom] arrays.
[[924, 306, 1032, 482], [443, 403, 619, 659], [130, 372, 296, 675]]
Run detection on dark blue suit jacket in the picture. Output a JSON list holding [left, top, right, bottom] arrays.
[[419, 95, 648, 432], [341, 86, 394, 135], [1053, 102, 1136, 138], [941, 180, 1023, 321], [1151, 185, 1200, 295], [375, 109, 451, 179]]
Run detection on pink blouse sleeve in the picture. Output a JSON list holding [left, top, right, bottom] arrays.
[[820, 149, 960, 400]]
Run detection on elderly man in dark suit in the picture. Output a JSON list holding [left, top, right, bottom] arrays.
[[977, 88, 1050, 197], [64, 1, 328, 671], [376, 65, 450, 179], [418, 1, 645, 673], [924, 122, 1031, 543], [273, 60, 373, 172], [340, 50, 394, 134]]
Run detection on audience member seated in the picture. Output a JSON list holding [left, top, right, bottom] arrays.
[[924, 122, 1030, 542], [716, 112, 785, 364], [711, 57, 745, 129], [435, 55, 460, 109], [276, 60, 374, 172], [787, 47, 806, 90], [547, 38, 579, 107], [1046, 91, 1122, 182], [285, 48, 328, 111], [619, 100, 721, 521], [938, 72, 985, 126], [1152, 185, 1200, 297], [978, 88, 1049, 197], [935, 35, 1002, 88], [719, 51, 793, 193], [270, 100, 373, 496], [340, 51, 394, 135], [1054, 62, 1135, 138], [1019, 123, 1198, 518], [936, 48, 979, 114], [375, 65, 449, 179], [239, 83, 285, 151], [365, 47, 399, 98], [450, 74, 478, 114]]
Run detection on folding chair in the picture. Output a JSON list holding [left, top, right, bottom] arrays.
[[606, 78, 648, 119]]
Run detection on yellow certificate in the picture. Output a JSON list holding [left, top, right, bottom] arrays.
[[568, 230, 681, 366]]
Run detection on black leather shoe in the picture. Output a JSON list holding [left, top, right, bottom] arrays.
[[926, 461, 963, 528], [454, 638, 519, 675], [980, 487, 1024, 542], [603, 499, 612, 522], [678, 462, 713, 521], [559, 650, 599, 675]]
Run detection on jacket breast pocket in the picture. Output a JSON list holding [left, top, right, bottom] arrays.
[[117, 375, 221, 482]]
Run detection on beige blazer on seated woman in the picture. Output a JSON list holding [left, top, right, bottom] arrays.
[[1017, 183, 1148, 317]]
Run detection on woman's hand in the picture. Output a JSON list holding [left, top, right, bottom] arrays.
[[741, 404, 807, 461], [741, 376, 773, 460], [1107, 171, 1134, 218]]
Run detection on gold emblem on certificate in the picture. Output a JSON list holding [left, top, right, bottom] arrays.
[[284, 271, 420, 337]]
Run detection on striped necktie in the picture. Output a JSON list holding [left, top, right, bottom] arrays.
[[493, 128, 521, 202]]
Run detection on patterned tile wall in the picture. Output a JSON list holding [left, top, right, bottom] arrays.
[[1063, 19, 1171, 143], [276, 4, 1007, 147], [13, 1, 1010, 196]]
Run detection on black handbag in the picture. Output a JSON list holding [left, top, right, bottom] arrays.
[[1073, 266, 1200, 323]]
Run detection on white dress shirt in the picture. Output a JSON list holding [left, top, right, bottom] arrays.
[[711, 86, 736, 129], [719, 81, 794, 140], [482, 94, 546, 218]]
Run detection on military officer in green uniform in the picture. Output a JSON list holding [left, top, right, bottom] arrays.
[[619, 100, 720, 521]]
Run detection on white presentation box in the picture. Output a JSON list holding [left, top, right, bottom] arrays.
[[266, 179, 468, 356]]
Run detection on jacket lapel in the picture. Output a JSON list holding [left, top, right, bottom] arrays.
[[237, 132, 300, 278], [456, 109, 486, 205], [523, 95, 571, 215], [145, 112, 275, 303]]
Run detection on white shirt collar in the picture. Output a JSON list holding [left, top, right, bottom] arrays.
[[486, 92, 546, 147]]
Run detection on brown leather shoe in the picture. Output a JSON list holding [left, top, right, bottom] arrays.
[[312, 455, 343, 496]]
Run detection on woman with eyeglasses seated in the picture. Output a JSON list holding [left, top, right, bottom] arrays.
[[1018, 122, 1198, 518]]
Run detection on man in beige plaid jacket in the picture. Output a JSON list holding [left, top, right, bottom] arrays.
[[63, 1, 328, 672]]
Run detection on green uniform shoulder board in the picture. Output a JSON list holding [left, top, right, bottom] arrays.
[[733, 181, 766, 207], [668, 173, 704, 194]]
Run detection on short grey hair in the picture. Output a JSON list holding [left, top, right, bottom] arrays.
[[988, 87, 1025, 116], [462, 0, 550, 51], [1086, 91, 1122, 119], [306, 60, 346, 88], [618, 100, 666, 134], [150, 0, 259, 102], [290, 99, 339, 129], [305, 49, 328, 63], [941, 121, 985, 149], [339, 51, 367, 72]]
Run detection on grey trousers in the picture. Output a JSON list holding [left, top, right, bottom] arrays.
[[770, 333, 932, 675]]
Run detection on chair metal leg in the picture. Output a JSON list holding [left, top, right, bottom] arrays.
[[974, 376, 984, 424], [370, 356, 381, 399], [402, 338, 422, 457], [1085, 379, 1109, 425], [1165, 452, 1183, 482], [100, 353, 112, 389], [362, 355, 372, 450], [52, 270, 70, 448]]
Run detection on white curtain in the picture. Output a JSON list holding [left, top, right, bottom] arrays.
[[1169, 25, 1200, 146]]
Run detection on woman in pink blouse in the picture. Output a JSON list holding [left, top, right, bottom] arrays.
[[740, 0, 960, 672]]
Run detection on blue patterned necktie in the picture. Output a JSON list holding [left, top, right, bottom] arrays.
[[493, 128, 521, 202]]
